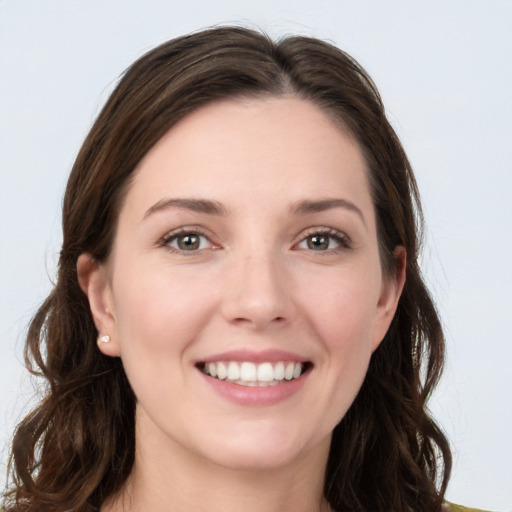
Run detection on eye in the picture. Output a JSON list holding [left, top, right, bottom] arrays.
[[295, 229, 350, 252], [161, 229, 215, 253]]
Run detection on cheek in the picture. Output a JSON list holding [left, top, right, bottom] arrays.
[[306, 272, 380, 352], [111, 261, 214, 360], [301, 270, 381, 415], [109, 263, 218, 414]]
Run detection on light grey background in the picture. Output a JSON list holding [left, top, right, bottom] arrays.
[[1, 1, 511, 510]]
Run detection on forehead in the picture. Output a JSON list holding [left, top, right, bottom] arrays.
[[124, 96, 373, 219]]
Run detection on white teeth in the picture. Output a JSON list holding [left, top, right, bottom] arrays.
[[240, 362, 257, 381], [227, 361, 240, 380], [257, 362, 274, 382], [217, 362, 227, 380], [202, 361, 305, 384], [207, 362, 217, 378], [284, 362, 295, 380], [274, 361, 285, 380]]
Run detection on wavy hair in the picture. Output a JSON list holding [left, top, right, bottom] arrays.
[[3, 27, 451, 512]]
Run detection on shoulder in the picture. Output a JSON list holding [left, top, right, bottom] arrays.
[[444, 503, 494, 512]]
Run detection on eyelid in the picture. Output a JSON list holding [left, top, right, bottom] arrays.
[[158, 225, 220, 253], [293, 226, 352, 251], [158, 225, 351, 254]]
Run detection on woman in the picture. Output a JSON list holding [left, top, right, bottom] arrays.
[[3, 26, 480, 512]]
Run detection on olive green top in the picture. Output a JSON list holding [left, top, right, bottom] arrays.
[[445, 503, 491, 512]]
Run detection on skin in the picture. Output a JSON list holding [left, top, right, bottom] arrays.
[[78, 97, 405, 512]]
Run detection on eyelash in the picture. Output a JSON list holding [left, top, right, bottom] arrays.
[[158, 227, 352, 255], [159, 227, 215, 254], [294, 227, 352, 253]]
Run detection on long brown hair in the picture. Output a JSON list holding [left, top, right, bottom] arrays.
[[3, 27, 451, 512]]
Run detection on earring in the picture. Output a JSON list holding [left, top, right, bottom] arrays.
[[97, 334, 111, 345]]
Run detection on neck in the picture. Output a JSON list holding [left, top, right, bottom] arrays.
[[103, 411, 333, 512]]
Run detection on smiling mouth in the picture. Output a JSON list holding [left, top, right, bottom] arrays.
[[197, 361, 312, 387]]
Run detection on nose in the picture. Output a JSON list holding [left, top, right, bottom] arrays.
[[220, 249, 292, 331]]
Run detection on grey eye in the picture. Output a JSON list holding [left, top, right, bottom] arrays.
[[177, 234, 201, 250], [298, 233, 342, 251], [167, 233, 211, 252], [307, 235, 330, 250]]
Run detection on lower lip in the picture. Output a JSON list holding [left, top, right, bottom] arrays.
[[199, 370, 310, 406]]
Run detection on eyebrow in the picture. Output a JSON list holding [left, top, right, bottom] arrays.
[[143, 196, 366, 227], [144, 198, 228, 218], [291, 198, 367, 227]]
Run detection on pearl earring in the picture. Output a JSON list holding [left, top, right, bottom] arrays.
[[97, 335, 111, 345]]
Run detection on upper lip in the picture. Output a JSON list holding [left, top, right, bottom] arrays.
[[198, 349, 310, 364]]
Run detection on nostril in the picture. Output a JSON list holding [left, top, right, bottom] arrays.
[[233, 317, 253, 324]]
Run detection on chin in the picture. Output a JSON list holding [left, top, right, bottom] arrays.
[[208, 447, 303, 472], [198, 427, 329, 472]]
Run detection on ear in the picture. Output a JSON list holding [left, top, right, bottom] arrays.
[[77, 253, 120, 357], [371, 246, 407, 352]]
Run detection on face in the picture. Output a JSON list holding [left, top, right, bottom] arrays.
[[80, 97, 403, 473]]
